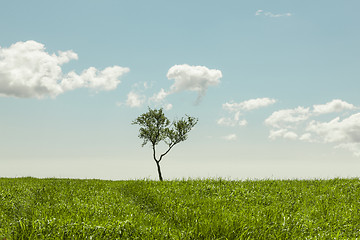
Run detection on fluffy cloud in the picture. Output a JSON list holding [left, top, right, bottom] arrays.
[[265, 106, 311, 129], [219, 98, 276, 128], [217, 117, 247, 127], [299, 133, 313, 142], [255, 10, 292, 18], [0, 40, 129, 99], [125, 91, 146, 108], [306, 113, 360, 156], [148, 64, 222, 108], [150, 88, 168, 103], [61, 66, 129, 92], [166, 64, 222, 103], [147, 88, 173, 110], [269, 129, 298, 140], [265, 99, 360, 156], [313, 99, 356, 115], [223, 98, 276, 113], [306, 113, 360, 144]]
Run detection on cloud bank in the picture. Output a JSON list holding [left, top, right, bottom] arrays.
[[265, 99, 360, 156], [0, 41, 129, 99]]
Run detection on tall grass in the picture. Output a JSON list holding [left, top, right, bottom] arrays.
[[1, 177, 360, 239]]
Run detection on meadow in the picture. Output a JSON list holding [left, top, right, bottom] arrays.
[[0, 177, 360, 239]]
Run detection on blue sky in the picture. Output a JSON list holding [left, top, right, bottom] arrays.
[[1, 1, 360, 180]]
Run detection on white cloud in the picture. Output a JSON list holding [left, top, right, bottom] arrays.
[[62, 66, 129, 92], [265, 100, 360, 156], [265, 106, 311, 129], [255, 9, 292, 18], [313, 99, 356, 115], [125, 91, 146, 108], [166, 64, 222, 103], [150, 88, 169, 103], [148, 64, 222, 108], [217, 117, 233, 126], [306, 113, 360, 144], [217, 117, 247, 127], [306, 113, 360, 157], [269, 129, 287, 140], [223, 98, 276, 113], [164, 103, 173, 110], [219, 98, 275, 128], [222, 134, 237, 141], [269, 129, 298, 140], [299, 133, 313, 142], [0, 40, 129, 99], [284, 131, 298, 140], [148, 88, 173, 110]]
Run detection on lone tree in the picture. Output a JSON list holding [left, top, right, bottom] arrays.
[[132, 107, 198, 181]]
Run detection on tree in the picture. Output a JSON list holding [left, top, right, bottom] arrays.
[[132, 107, 198, 181]]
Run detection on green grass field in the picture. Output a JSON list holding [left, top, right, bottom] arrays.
[[1, 177, 360, 239]]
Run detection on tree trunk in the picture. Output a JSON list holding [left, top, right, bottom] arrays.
[[155, 160, 163, 181], [152, 144, 163, 181]]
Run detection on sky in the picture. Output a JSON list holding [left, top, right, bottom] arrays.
[[1, 0, 360, 180]]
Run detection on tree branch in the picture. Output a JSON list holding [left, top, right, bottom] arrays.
[[158, 142, 177, 163]]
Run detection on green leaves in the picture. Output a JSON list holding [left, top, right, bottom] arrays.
[[132, 108, 198, 148], [166, 115, 198, 146], [132, 108, 170, 147]]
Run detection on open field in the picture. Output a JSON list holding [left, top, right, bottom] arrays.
[[1, 177, 360, 239]]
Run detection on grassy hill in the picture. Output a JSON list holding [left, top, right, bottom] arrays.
[[1, 177, 360, 239]]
